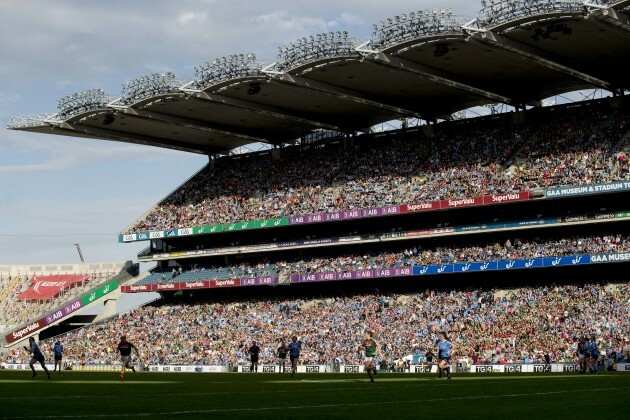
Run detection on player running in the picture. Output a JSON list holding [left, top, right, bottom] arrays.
[[24, 337, 51, 379], [584, 336, 594, 373], [576, 339, 586, 373], [52, 341, 64, 374], [248, 341, 260, 373], [117, 335, 138, 380], [277, 340, 288, 374], [436, 332, 453, 380], [425, 349, 435, 373], [589, 335, 599, 374], [362, 331, 379, 383], [287, 336, 301, 377]]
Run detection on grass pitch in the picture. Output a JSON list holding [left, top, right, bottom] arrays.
[[0, 371, 628, 419]]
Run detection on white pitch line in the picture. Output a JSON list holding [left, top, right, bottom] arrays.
[[0, 374, 608, 401], [2, 386, 629, 419], [0, 383, 425, 401]]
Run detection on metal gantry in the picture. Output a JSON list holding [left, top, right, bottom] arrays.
[[193, 53, 261, 90], [275, 31, 356, 71], [121, 72, 182, 105], [371, 8, 463, 50], [479, 0, 585, 26], [7, 114, 59, 129], [56, 89, 112, 119]]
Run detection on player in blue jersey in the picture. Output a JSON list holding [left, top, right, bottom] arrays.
[[52, 341, 64, 374], [436, 332, 453, 380], [588, 335, 599, 374], [287, 336, 302, 377], [584, 336, 594, 373], [576, 339, 586, 373], [23, 337, 51, 379]]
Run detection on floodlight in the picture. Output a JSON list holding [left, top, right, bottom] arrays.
[[480, 0, 583, 26], [276, 31, 355, 71], [194, 53, 261, 89], [56, 88, 110, 119], [371, 8, 463, 49]]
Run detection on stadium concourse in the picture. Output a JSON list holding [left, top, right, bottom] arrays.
[[5, 280, 629, 369]]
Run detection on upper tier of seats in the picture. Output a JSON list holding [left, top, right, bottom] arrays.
[[125, 100, 630, 234]]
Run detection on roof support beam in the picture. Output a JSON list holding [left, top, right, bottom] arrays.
[[263, 67, 425, 118], [362, 52, 514, 105], [193, 91, 342, 132], [471, 30, 613, 90], [585, 3, 630, 35], [612, 0, 630, 11], [122, 108, 272, 144], [54, 122, 216, 154]]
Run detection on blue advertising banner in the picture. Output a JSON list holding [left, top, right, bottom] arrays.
[[452, 261, 498, 273], [541, 255, 589, 267], [410, 255, 593, 278], [497, 258, 543, 270], [413, 264, 454, 275]]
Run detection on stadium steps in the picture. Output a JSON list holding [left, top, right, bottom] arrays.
[[494, 288, 520, 300], [301, 298, 325, 309], [121, 269, 153, 287], [119, 164, 209, 234], [0, 276, 20, 302], [503, 128, 540, 170], [614, 125, 630, 151]]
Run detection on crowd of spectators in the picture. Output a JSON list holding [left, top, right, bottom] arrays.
[[142, 233, 629, 284], [126, 102, 629, 234], [0, 272, 115, 330], [7, 282, 628, 368], [512, 106, 629, 188]]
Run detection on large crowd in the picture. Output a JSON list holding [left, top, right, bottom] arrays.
[[142, 233, 630, 284], [126, 102, 629, 233], [6, 282, 628, 367], [0, 272, 116, 329]]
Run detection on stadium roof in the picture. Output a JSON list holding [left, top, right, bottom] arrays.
[[8, 0, 630, 155]]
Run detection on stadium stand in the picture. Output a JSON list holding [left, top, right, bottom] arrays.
[[0, 262, 129, 332], [135, 233, 629, 285], [11, 281, 628, 367], [6, 1, 630, 379], [124, 101, 630, 234]]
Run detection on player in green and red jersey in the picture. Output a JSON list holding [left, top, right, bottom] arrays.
[[361, 331, 379, 383]]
